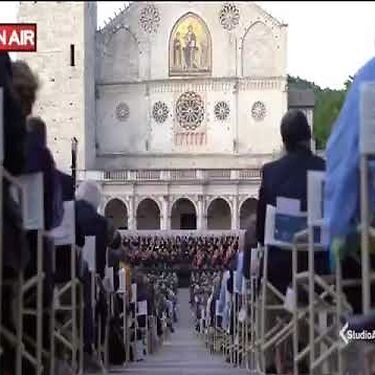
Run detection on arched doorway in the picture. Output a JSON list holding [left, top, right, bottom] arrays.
[[171, 198, 197, 229], [104, 198, 128, 230], [207, 198, 231, 230], [136, 198, 161, 230], [240, 198, 258, 229]]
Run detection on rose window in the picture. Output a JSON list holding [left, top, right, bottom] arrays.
[[115, 102, 130, 122], [219, 3, 240, 31], [152, 101, 169, 123], [214, 101, 230, 121], [176, 91, 205, 131], [251, 101, 266, 121], [139, 4, 160, 34]]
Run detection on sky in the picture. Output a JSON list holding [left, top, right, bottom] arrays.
[[1, 1, 374, 90]]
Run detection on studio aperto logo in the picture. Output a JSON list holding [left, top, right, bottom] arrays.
[[339, 322, 375, 345], [339, 323, 349, 345]]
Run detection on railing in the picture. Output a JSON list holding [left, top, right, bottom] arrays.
[[239, 169, 262, 179], [206, 170, 231, 179], [119, 229, 245, 237], [170, 169, 197, 180], [78, 169, 262, 182], [135, 170, 160, 180]]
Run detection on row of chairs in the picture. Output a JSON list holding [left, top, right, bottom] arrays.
[[0, 171, 171, 374], [197, 169, 375, 374]]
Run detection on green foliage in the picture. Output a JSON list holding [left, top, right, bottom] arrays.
[[288, 75, 352, 149], [314, 89, 347, 149]]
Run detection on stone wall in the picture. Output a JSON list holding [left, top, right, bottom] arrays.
[[18, 2, 97, 172]]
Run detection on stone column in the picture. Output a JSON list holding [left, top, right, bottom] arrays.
[[128, 196, 136, 230], [232, 196, 239, 230], [197, 195, 203, 230], [161, 195, 170, 230], [201, 195, 208, 230]]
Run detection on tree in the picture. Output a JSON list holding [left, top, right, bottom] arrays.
[[344, 75, 354, 92], [288, 75, 351, 149]]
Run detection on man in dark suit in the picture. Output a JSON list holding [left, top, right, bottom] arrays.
[[256, 110, 328, 373], [256, 109, 327, 294]]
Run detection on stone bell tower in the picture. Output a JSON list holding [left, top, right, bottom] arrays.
[[18, 1, 97, 173]]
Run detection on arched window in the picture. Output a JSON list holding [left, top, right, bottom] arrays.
[[169, 12, 212, 77]]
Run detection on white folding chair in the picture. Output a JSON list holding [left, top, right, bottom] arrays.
[[291, 171, 369, 375], [136, 299, 149, 357], [0, 171, 45, 374], [50, 201, 83, 375], [245, 246, 263, 373], [16, 173, 45, 375], [259, 199, 315, 373], [128, 283, 142, 360], [81, 235, 107, 369], [117, 267, 130, 366], [214, 299, 224, 354], [101, 264, 115, 369]]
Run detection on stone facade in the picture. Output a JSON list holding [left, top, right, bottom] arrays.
[[17, 2, 308, 230], [95, 2, 288, 170]]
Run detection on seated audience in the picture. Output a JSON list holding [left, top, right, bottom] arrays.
[[75, 180, 110, 371], [122, 234, 240, 271]]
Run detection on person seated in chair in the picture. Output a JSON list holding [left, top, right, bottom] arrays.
[[256, 109, 328, 294], [256, 109, 328, 374], [75, 180, 111, 372]]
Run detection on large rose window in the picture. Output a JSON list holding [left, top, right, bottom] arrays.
[[176, 91, 205, 131]]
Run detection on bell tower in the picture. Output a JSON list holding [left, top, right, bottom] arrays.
[[18, 1, 97, 173]]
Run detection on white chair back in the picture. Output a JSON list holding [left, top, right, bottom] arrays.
[[18, 173, 44, 231], [118, 267, 127, 292], [82, 236, 96, 273], [215, 300, 222, 317], [104, 266, 114, 292], [137, 300, 148, 317], [131, 283, 137, 304], [50, 200, 75, 245]]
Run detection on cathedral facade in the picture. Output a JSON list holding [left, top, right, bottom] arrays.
[[18, 2, 307, 231]]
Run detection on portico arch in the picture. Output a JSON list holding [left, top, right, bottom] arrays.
[[207, 197, 232, 230], [136, 198, 161, 230], [171, 197, 197, 229], [240, 197, 258, 229], [104, 198, 128, 229]]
